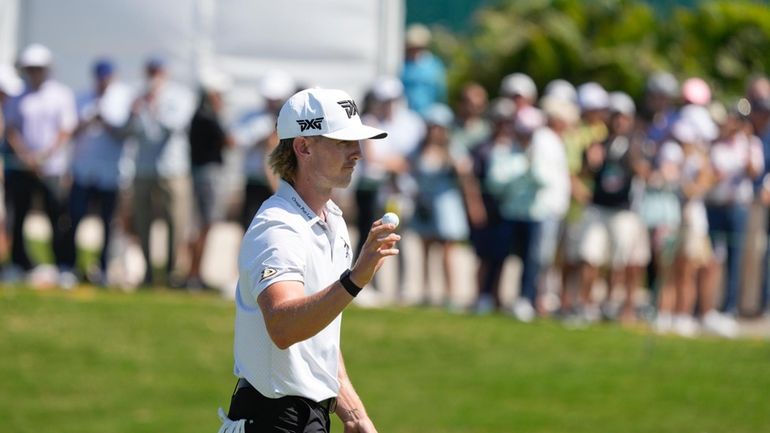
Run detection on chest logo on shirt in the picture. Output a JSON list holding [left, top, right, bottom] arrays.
[[341, 237, 351, 259], [260, 268, 277, 282]]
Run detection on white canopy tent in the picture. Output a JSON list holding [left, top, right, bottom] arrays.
[[0, 0, 405, 114]]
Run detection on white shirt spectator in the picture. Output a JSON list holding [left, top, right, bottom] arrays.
[[131, 81, 195, 178], [5, 79, 77, 176], [233, 180, 353, 402], [233, 109, 275, 181], [359, 107, 424, 182], [72, 82, 133, 189], [530, 126, 570, 220], [707, 132, 764, 205]]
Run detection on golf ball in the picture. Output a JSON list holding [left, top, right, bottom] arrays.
[[382, 212, 400, 228]]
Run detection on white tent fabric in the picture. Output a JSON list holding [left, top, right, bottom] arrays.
[[1, 0, 404, 113]]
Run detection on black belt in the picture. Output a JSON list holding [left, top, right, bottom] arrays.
[[235, 378, 337, 413]]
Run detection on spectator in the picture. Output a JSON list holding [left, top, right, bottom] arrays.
[[573, 91, 650, 323], [0, 64, 24, 276], [356, 76, 424, 295], [705, 100, 764, 318], [747, 76, 770, 318], [234, 70, 295, 229], [485, 106, 547, 322], [641, 72, 680, 144], [186, 71, 234, 289], [470, 98, 516, 314], [126, 56, 196, 287], [400, 23, 447, 116], [4, 44, 78, 287], [63, 58, 133, 286], [532, 95, 574, 314], [665, 120, 722, 336], [409, 103, 485, 310], [559, 82, 611, 318], [452, 82, 490, 150]]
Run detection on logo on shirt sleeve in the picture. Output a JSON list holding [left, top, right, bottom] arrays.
[[260, 268, 278, 282]]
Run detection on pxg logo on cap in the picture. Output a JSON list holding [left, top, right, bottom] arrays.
[[277, 88, 387, 141]]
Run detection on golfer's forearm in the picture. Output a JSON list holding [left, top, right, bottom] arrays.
[[262, 282, 353, 349], [335, 354, 369, 423]]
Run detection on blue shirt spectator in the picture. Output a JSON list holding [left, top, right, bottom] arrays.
[[400, 24, 447, 116]]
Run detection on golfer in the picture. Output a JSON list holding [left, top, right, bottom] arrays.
[[218, 88, 397, 433]]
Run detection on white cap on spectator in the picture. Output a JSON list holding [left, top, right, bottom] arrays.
[[19, 43, 52, 68], [671, 119, 698, 144], [259, 69, 295, 101], [371, 75, 403, 101], [682, 77, 711, 106], [608, 91, 635, 115], [514, 106, 545, 135], [540, 95, 579, 125], [423, 103, 454, 128], [488, 97, 516, 122], [544, 79, 577, 103], [577, 82, 609, 111], [501, 73, 537, 100], [406, 23, 432, 48], [0, 64, 23, 96], [199, 68, 232, 93], [679, 104, 718, 142], [646, 72, 679, 98], [277, 88, 387, 140]]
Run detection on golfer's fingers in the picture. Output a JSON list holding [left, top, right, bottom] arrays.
[[375, 233, 401, 245], [377, 247, 400, 256], [363, 225, 396, 246]]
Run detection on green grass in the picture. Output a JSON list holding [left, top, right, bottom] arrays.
[[1, 287, 769, 433]]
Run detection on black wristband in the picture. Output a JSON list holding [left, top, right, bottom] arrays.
[[340, 269, 363, 297]]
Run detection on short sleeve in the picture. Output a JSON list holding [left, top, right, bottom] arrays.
[[3, 96, 21, 129], [59, 86, 78, 133], [238, 217, 306, 300]]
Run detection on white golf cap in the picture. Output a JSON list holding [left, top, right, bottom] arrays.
[[259, 69, 295, 101], [608, 91, 636, 115], [19, 43, 53, 68], [514, 106, 545, 135], [370, 75, 403, 101], [544, 79, 577, 103], [501, 72, 537, 100], [277, 88, 387, 141], [577, 82, 609, 111]]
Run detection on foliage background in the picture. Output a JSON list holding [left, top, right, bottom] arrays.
[[426, 0, 770, 104]]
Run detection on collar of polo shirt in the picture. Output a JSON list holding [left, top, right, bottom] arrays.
[[276, 180, 342, 225]]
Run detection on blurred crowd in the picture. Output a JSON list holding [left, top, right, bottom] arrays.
[[1, 24, 769, 339]]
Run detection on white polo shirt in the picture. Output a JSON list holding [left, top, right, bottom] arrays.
[[233, 180, 354, 402], [5, 79, 77, 176]]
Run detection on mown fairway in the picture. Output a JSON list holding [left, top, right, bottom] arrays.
[[1, 287, 769, 433]]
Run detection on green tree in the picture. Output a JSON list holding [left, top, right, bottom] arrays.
[[431, 0, 770, 105]]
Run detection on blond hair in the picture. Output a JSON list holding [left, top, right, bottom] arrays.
[[269, 138, 298, 183]]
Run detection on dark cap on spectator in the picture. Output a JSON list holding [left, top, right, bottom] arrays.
[[145, 56, 166, 71], [93, 58, 114, 79], [751, 96, 770, 112]]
